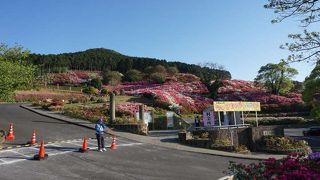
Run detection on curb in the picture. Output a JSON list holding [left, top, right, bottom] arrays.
[[20, 105, 96, 131], [20, 105, 285, 160]]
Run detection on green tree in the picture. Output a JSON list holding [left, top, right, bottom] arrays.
[[303, 64, 320, 103], [0, 43, 30, 63], [144, 66, 154, 74], [265, 0, 320, 63], [303, 63, 320, 120], [82, 86, 97, 95], [125, 69, 143, 82], [0, 44, 36, 101], [199, 62, 229, 99], [102, 71, 122, 86], [167, 66, 179, 75], [265, 0, 320, 119], [154, 65, 167, 74], [150, 72, 166, 83], [89, 78, 102, 90], [254, 61, 298, 95]]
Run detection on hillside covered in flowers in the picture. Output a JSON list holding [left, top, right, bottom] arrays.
[[111, 74, 305, 113]]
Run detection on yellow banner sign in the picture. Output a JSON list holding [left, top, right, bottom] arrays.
[[213, 101, 261, 112]]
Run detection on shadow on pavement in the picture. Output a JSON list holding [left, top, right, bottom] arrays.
[[0, 156, 29, 160], [32, 120, 69, 124], [160, 138, 179, 143], [44, 146, 79, 152]]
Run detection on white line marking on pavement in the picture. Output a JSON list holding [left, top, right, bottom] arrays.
[[116, 143, 143, 147], [64, 142, 83, 147], [0, 139, 143, 166], [0, 159, 26, 165], [47, 144, 62, 147], [7, 150, 30, 158]]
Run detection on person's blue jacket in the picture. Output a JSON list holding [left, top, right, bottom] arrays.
[[95, 119, 107, 134]]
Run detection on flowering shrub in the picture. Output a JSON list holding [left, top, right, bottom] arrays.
[[62, 103, 140, 123], [116, 102, 148, 116], [50, 99, 64, 106], [108, 75, 305, 113], [113, 80, 211, 113], [216, 80, 305, 111], [50, 71, 91, 85], [228, 153, 320, 179]]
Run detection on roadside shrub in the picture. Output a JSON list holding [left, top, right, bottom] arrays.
[[213, 139, 232, 146], [199, 132, 209, 139], [228, 153, 320, 179], [234, 145, 249, 153], [47, 105, 63, 112], [63, 106, 108, 123], [261, 135, 310, 154]]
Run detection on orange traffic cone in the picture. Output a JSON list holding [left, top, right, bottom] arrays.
[[110, 135, 116, 150], [79, 136, 88, 153], [5, 123, 15, 141], [28, 129, 37, 145], [33, 140, 48, 160]]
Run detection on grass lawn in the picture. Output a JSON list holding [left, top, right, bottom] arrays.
[[46, 85, 83, 92]]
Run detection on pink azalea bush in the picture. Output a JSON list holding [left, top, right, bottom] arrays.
[[113, 79, 211, 113], [228, 153, 320, 179], [111, 77, 304, 113], [116, 102, 148, 116], [51, 71, 91, 85], [216, 80, 305, 111]]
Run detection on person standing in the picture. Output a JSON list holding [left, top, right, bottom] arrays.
[[95, 118, 107, 152], [195, 116, 200, 127]]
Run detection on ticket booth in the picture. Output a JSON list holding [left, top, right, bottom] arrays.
[[202, 101, 261, 128]]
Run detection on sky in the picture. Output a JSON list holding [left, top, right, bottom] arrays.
[[0, 0, 315, 81]]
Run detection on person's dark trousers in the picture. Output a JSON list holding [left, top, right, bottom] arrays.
[[96, 133, 105, 150]]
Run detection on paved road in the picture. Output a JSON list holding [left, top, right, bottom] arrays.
[[0, 104, 254, 179], [284, 128, 320, 152], [0, 104, 95, 146]]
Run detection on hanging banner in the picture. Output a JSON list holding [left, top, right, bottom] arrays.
[[203, 110, 215, 127], [135, 112, 152, 125], [144, 112, 152, 124], [213, 101, 261, 112], [166, 111, 174, 128]]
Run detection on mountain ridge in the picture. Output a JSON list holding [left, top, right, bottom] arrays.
[[29, 48, 232, 80]]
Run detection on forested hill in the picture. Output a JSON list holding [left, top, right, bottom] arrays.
[[29, 48, 231, 79]]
